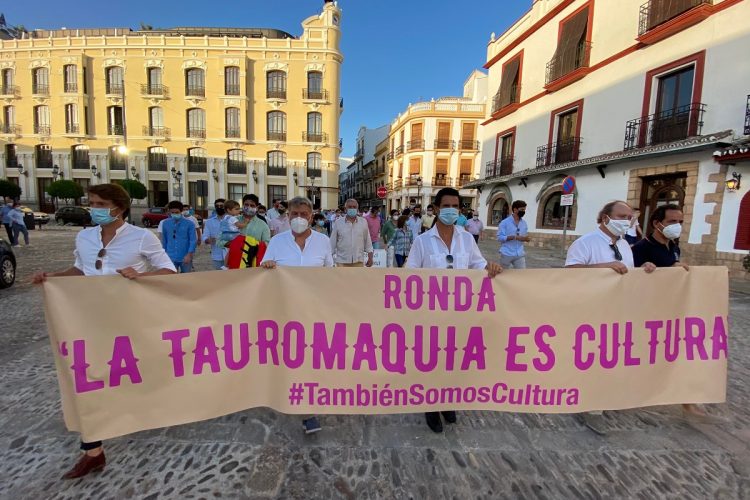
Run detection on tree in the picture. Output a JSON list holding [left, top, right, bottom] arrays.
[[0, 179, 22, 199], [47, 180, 84, 206], [117, 179, 147, 200]]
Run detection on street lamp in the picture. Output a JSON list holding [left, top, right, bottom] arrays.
[[416, 176, 423, 206], [293, 171, 298, 186], [211, 168, 219, 181], [52, 164, 63, 180], [17, 164, 27, 177], [726, 172, 742, 192], [90, 165, 100, 179], [252, 170, 258, 183]]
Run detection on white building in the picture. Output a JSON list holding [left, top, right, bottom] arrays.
[[470, 0, 750, 276]]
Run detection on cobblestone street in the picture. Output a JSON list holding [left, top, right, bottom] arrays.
[[0, 227, 748, 499]]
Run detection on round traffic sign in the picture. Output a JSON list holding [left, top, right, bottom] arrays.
[[562, 176, 576, 195], [376, 186, 388, 199]]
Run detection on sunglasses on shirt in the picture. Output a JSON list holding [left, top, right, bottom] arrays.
[[609, 244, 623, 262], [446, 254, 454, 269], [95, 248, 106, 270]]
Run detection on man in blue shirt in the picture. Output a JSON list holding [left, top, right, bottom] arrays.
[[202, 198, 227, 270], [497, 200, 530, 269], [161, 200, 197, 273]]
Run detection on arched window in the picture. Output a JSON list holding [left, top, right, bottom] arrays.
[[306, 112, 323, 142], [185, 68, 205, 97], [490, 196, 509, 226], [187, 108, 206, 138], [306, 152, 322, 178], [107, 145, 126, 171], [225, 108, 241, 138], [148, 106, 164, 136], [266, 70, 286, 99], [148, 147, 167, 171], [224, 66, 240, 95], [735, 191, 750, 250], [267, 111, 286, 141], [267, 150, 286, 176], [105, 66, 123, 94], [187, 148, 207, 172], [227, 149, 246, 174], [32, 67, 49, 94], [64, 104, 78, 134], [306, 71, 323, 99], [538, 188, 576, 230], [33, 105, 50, 135], [146, 67, 163, 95], [35, 144, 52, 170]]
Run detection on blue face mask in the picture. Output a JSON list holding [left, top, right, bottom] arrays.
[[90, 207, 118, 226], [346, 208, 358, 217], [438, 208, 459, 225], [171, 213, 183, 220], [317, 220, 326, 227]]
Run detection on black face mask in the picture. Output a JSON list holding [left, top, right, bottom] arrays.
[[518, 210, 526, 218], [215, 207, 226, 216]]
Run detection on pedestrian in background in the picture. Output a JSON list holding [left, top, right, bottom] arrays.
[[161, 200, 197, 273], [269, 201, 291, 236], [313, 213, 328, 234], [202, 199, 228, 270], [465, 210, 484, 243], [9, 202, 29, 247], [330, 198, 373, 267], [366, 206, 382, 249], [421, 204, 436, 234], [381, 209, 399, 246], [389, 215, 413, 267], [497, 200, 530, 269]]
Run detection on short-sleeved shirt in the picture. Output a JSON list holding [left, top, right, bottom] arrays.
[[269, 216, 291, 236], [261, 230, 333, 267], [565, 228, 634, 268], [632, 237, 680, 268], [74, 223, 176, 276], [406, 225, 487, 270]]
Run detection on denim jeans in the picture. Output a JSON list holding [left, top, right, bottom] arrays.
[[3, 223, 15, 245], [12, 223, 29, 245], [173, 261, 193, 273], [395, 254, 407, 268], [212, 259, 225, 270]]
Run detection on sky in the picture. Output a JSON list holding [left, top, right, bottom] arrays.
[[2, 0, 530, 157]]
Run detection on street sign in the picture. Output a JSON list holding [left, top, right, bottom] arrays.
[[172, 187, 183, 198], [376, 186, 388, 199], [560, 194, 575, 206], [562, 176, 576, 195]]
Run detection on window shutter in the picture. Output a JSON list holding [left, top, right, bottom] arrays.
[[460, 158, 473, 174], [498, 57, 521, 108], [435, 158, 449, 175], [734, 192, 750, 250], [437, 122, 451, 140], [554, 8, 589, 80], [411, 122, 423, 140], [461, 123, 475, 142], [409, 157, 421, 175]]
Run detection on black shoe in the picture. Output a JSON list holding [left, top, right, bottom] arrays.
[[441, 411, 457, 424], [425, 412, 443, 433]]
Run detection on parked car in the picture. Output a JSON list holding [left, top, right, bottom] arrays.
[[55, 206, 92, 226], [18, 206, 50, 226], [0, 237, 16, 289], [142, 207, 203, 228]]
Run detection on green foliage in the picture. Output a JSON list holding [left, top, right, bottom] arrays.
[[116, 179, 148, 200], [0, 179, 22, 199], [46, 180, 84, 203]]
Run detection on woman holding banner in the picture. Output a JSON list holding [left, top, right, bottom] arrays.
[[32, 183, 176, 479]]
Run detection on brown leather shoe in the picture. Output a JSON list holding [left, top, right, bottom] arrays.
[[62, 452, 106, 480]]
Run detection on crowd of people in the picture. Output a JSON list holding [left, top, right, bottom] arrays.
[[28, 182, 708, 479]]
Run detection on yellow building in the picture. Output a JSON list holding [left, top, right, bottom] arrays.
[[0, 1, 342, 214]]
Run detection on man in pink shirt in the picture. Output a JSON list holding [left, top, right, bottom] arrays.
[[366, 206, 382, 249]]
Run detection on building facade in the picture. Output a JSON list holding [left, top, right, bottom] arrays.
[[386, 70, 487, 211], [0, 0, 343, 214], [471, 0, 749, 276]]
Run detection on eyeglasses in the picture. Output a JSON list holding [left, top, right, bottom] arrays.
[[609, 244, 622, 262], [95, 248, 106, 270], [446, 254, 454, 269]]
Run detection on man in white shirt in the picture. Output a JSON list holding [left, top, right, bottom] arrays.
[[202, 198, 228, 270], [269, 201, 291, 236], [406, 187, 503, 433], [32, 183, 175, 480], [266, 199, 281, 222], [330, 198, 373, 267], [406, 206, 423, 237], [182, 206, 202, 247], [565, 200, 655, 436]]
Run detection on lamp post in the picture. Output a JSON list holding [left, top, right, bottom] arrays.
[[416, 176, 423, 207], [52, 164, 63, 180]]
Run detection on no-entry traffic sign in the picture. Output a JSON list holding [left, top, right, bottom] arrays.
[[562, 176, 576, 195], [377, 186, 388, 199]]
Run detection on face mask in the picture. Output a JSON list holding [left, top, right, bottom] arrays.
[[346, 208, 358, 217], [426, 210, 433, 215], [605, 216, 630, 237], [317, 220, 326, 227], [660, 223, 682, 240], [182, 210, 190, 217], [473, 215, 478, 220], [171, 213, 183, 220], [215, 207, 226, 216], [291, 216, 309, 234], [438, 207, 459, 225], [243, 207, 257, 217], [517, 210, 526, 218], [90, 207, 118, 226], [258, 212, 266, 217], [392, 215, 399, 221]]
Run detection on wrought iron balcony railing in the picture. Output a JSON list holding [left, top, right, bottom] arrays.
[[142, 126, 171, 138], [432, 176, 452, 187], [491, 84, 521, 114], [106, 83, 124, 95], [34, 124, 51, 135], [0, 124, 21, 135], [188, 160, 207, 173], [408, 139, 425, 151], [148, 159, 168, 171], [395, 145, 404, 156], [186, 86, 205, 98], [224, 84, 240, 96], [0, 85, 18, 96], [459, 140, 480, 151], [141, 84, 169, 96], [267, 166, 287, 176], [225, 128, 241, 139], [108, 124, 124, 136], [306, 168, 322, 178], [638, 0, 711, 36], [536, 137, 583, 167], [187, 128, 206, 139], [65, 124, 80, 135], [402, 176, 423, 187], [386, 152, 394, 160], [434, 139, 455, 150], [303, 132, 328, 143], [485, 157, 514, 177], [545, 42, 592, 86], [267, 89, 287, 99], [32, 84, 50, 95], [456, 175, 472, 187], [303, 88, 328, 100], [267, 131, 287, 142], [64, 82, 78, 93], [227, 161, 246, 175], [624, 102, 705, 150]]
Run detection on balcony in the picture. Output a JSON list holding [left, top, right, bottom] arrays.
[[395, 145, 404, 156], [744, 95, 750, 136], [267, 166, 287, 176], [186, 86, 205, 98], [0, 85, 18, 97], [187, 128, 206, 139], [64, 124, 81, 135], [624, 102, 705, 150], [545, 42, 592, 90], [227, 161, 246, 175], [32, 84, 50, 96], [303, 132, 328, 143], [403, 176, 422, 187], [268, 131, 287, 142], [459, 140, 480, 151], [148, 159, 168, 172], [456, 175, 473, 187], [432, 176, 452, 187], [267, 89, 287, 100], [0, 124, 21, 135], [303, 88, 328, 100], [536, 137, 583, 167], [142, 126, 171, 139], [188, 160, 207, 173], [386, 152, 394, 160], [106, 83, 124, 96], [107, 124, 124, 136], [34, 124, 51, 136], [485, 157, 514, 178], [638, 0, 712, 43], [61, 81, 78, 93], [224, 84, 240, 96], [408, 139, 425, 151], [491, 84, 521, 116], [375, 165, 386, 175], [225, 128, 242, 139], [307, 168, 322, 178], [391, 180, 401, 190], [434, 139, 455, 150], [141, 84, 169, 97]]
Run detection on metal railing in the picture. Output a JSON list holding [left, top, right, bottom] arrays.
[[267, 89, 287, 99], [408, 139, 425, 151], [0, 124, 21, 135], [142, 126, 171, 138], [303, 132, 328, 143], [186, 86, 205, 98], [303, 88, 328, 100], [306, 168, 322, 178], [267, 166, 287, 176], [65, 124, 80, 134], [148, 158, 168, 171], [639, 0, 711, 36], [64, 82, 78, 93], [536, 137, 583, 167], [106, 83, 124, 95], [459, 140, 480, 151], [402, 176, 422, 187], [108, 124, 124, 136], [225, 128, 241, 139], [267, 131, 287, 142], [434, 139, 455, 150], [395, 145, 404, 156], [386, 152, 394, 160], [188, 159, 207, 173], [546, 42, 592, 85], [34, 124, 51, 135], [744, 95, 750, 136], [187, 128, 206, 139], [227, 161, 246, 175], [0, 85, 18, 96], [624, 102, 705, 150], [224, 84, 240, 96], [491, 84, 521, 114], [141, 84, 168, 96], [456, 175, 472, 187], [432, 176, 452, 187], [32, 84, 50, 95], [485, 157, 514, 177]]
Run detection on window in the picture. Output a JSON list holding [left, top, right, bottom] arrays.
[[267, 150, 287, 176], [33, 105, 50, 135], [267, 185, 287, 206], [409, 123, 423, 150], [495, 131, 515, 176], [434, 158, 449, 186], [64, 65, 77, 93], [35, 144, 52, 169], [106, 66, 124, 94], [188, 181, 207, 214], [185, 68, 205, 97], [225, 67, 240, 95], [266, 70, 286, 99], [267, 111, 286, 141], [436, 122, 452, 149], [146, 67, 163, 95], [32, 67, 49, 94], [225, 108, 241, 138], [107, 106, 124, 136], [306, 71, 323, 99], [82, 66, 88, 94], [228, 183, 246, 202], [490, 196, 509, 226], [73, 145, 90, 170], [460, 123, 477, 150], [5, 144, 18, 169], [539, 189, 577, 229], [306, 112, 323, 142], [187, 108, 206, 138], [458, 159, 473, 186], [495, 54, 521, 112], [64, 104, 78, 134], [227, 149, 246, 174], [1, 69, 12, 94], [307, 152, 322, 178], [547, 6, 590, 85], [555, 109, 580, 163], [643, 0, 708, 34], [652, 66, 696, 144], [108, 145, 126, 170], [84, 106, 89, 135], [148, 107, 165, 136], [148, 146, 167, 171], [187, 148, 207, 172], [409, 157, 421, 176], [2, 105, 14, 134]]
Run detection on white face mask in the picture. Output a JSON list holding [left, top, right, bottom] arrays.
[[605, 217, 631, 238], [660, 223, 682, 240], [290, 216, 309, 234]]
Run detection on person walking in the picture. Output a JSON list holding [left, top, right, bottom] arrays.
[[9, 202, 29, 247], [2, 198, 15, 244], [497, 200, 530, 269], [202, 199, 228, 270], [32, 183, 175, 479], [330, 198, 373, 267], [381, 209, 399, 246], [389, 215, 413, 267], [161, 200, 197, 273], [465, 211, 484, 243], [366, 206, 382, 249]]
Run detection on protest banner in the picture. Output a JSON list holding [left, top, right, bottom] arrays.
[[42, 267, 728, 442]]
